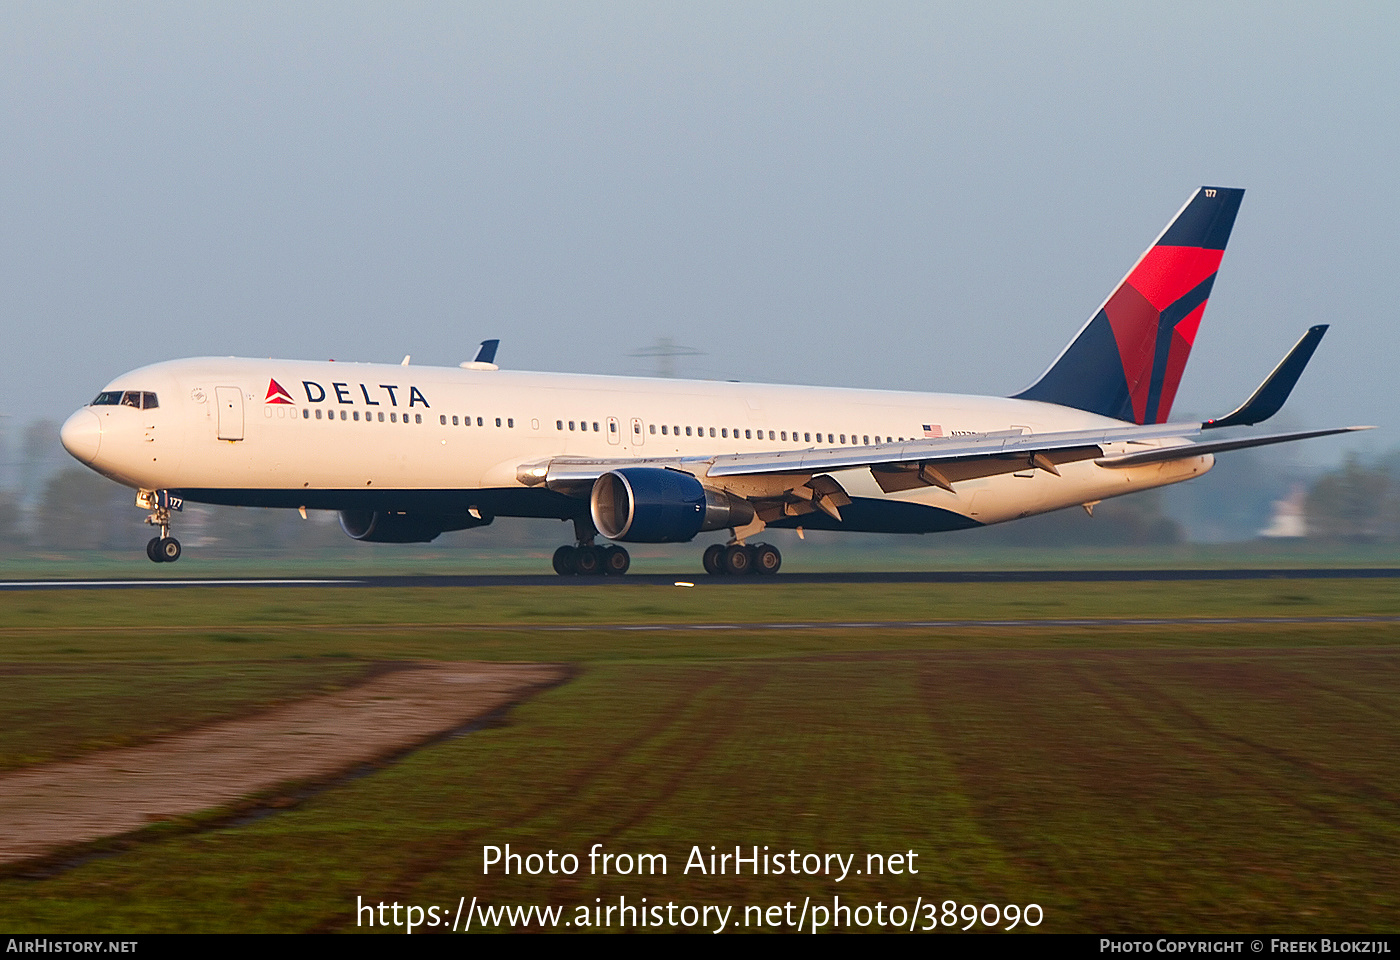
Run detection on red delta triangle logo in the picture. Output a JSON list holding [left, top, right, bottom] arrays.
[[264, 378, 295, 405]]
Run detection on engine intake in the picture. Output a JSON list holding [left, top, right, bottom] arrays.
[[590, 468, 754, 543]]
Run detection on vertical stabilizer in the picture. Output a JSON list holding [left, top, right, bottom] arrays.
[[1013, 187, 1245, 424]]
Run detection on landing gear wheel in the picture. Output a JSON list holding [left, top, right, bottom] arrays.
[[752, 543, 782, 575], [552, 545, 577, 576], [157, 537, 182, 563], [574, 545, 604, 576], [702, 543, 726, 576], [722, 543, 752, 576], [146, 537, 164, 563], [602, 545, 631, 576]]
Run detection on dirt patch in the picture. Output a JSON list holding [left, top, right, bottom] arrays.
[[0, 660, 565, 865]]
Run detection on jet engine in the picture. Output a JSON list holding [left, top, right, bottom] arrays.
[[590, 468, 754, 543], [338, 509, 492, 543]]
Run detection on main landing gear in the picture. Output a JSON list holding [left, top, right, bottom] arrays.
[[553, 518, 629, 576], [138, 489, 182, 563], [552, 543, 630, 576], [702, 542, 781, 576]]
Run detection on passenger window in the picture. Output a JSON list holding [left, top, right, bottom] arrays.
[[315, 409, 323, 420], [477, 417, 483, 426], [339, 410, 346, 420], [507, 418, 514, 428], [495, 417, 502, 427], [722, 428, 728, 438], [569, 421, 576, 431], [709, 427, 716, 437], [610, 421, 617, 433], [303, 409, 310, 419], [390, 412, 397, 422], [745, 429, 751, 439], [416, 414, 423, 424], [661, 425, 667, 435], [593, 422, 600, 432], [556, 420, 563, 430], [863, 435, 869, 445], [685, 426, 692, 436], [455, 416, 461, 426], [649, 424, 656, 434]]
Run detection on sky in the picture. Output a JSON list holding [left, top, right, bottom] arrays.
[[2, 2, 1396, 468]]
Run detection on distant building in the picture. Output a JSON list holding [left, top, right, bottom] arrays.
[[1259, 485, 1307, 538]]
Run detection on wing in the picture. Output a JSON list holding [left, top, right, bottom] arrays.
[[519, 322, 1368, 523], [520, 421, 1368, 523]]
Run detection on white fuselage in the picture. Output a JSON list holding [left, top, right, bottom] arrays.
[[61, 356, 1212, 534]]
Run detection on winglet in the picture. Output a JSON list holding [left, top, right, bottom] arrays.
[[460, 339, 501, 371], [1203, 325, 1327, 429]]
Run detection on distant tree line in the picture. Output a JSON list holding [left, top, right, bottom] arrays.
[[1304, 453, 1400, 541]]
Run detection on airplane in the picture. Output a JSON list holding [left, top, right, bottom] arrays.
[[58, 186, 1368, 576]]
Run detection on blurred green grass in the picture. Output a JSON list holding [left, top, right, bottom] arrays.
[[1, 581, 1397, 932]]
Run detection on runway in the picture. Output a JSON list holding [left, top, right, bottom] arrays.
[[2, 567, 1398, 590]]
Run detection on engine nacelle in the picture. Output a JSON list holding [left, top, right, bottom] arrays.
[[590, 468, 754, 543], [338, 509, 491, 543]]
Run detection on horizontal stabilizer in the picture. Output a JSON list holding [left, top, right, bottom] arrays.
[[1096, 426, 1372, 468], [1204, 325, 1328, 429]]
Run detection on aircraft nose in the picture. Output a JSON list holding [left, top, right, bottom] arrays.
[[60, 408, 102, 464]]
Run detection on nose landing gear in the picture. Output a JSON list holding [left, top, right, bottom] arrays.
[[138, 489, 183, 563]]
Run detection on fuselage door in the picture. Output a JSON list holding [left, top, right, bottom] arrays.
[[631, 417, 644, 447], [215, 386, 245, 441], [607, 416, 621, 445]]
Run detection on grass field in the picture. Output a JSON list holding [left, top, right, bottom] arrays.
[[1, 579, 1398, 933]]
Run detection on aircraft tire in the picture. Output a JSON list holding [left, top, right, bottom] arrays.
[[552, 545, 577, 576], [722, 543, 751, 576], [158, 537, 182, 563], [702, 543, 725, 576], [574, 545, 604, 576], [602, 545, 630, 576], [752, 543, 782, 575], [146, 537, 164, 563]]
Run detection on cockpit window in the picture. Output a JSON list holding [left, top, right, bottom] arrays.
[[91, 390, 158, 409]]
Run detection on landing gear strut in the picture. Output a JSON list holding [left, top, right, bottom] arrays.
[[703, 542, 781, 576], [553, 517, 629, 576], [138, 489, 182, 563]]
